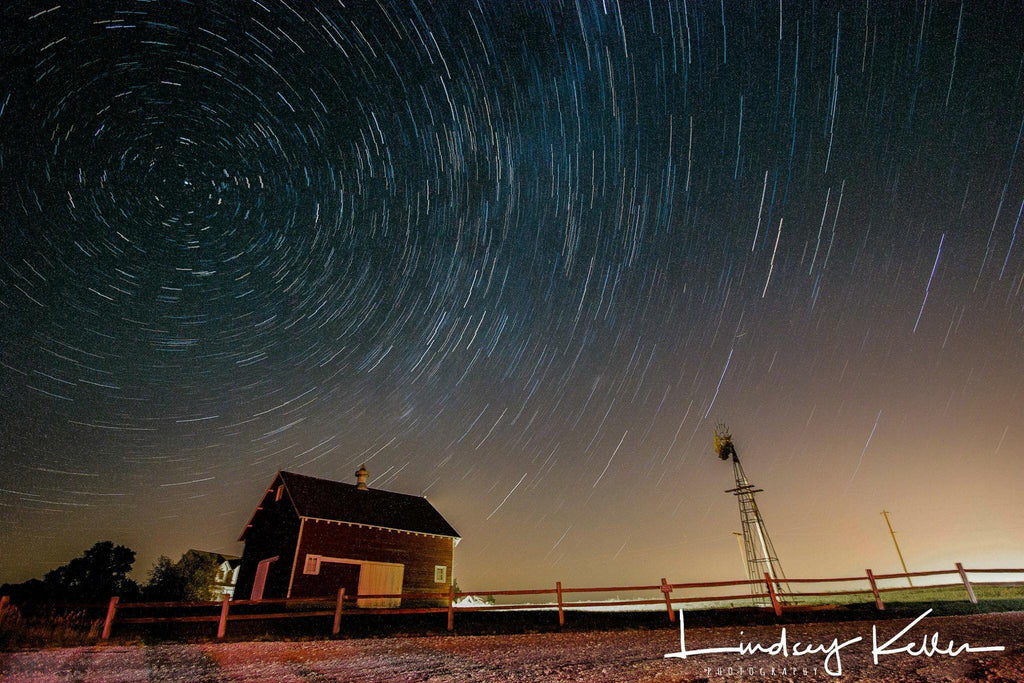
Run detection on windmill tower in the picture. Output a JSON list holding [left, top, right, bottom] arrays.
[[714, 425, 789, 603]]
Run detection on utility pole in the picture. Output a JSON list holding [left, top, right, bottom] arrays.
[[882, 510, 913, 587]]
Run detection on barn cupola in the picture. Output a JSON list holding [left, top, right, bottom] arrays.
[[355, 464, 369, 490]]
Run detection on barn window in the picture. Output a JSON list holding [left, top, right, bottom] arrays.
[[275, 484, 284, 501], [303, 554, 320, 575], [434, 565, 447, 583]]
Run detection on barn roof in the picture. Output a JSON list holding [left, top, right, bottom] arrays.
[[276, 470, 460, 538]]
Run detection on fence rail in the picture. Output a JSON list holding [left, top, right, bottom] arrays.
[[2, 562, 1021, 640]]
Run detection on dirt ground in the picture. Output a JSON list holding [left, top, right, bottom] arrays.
[[1, 609, 1022, 681]]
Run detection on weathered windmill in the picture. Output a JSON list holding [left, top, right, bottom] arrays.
[[714, 424, 789, 603]]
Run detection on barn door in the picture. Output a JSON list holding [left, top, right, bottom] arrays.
[[250, 556, 277, 601], [356, 562, 404, 608]]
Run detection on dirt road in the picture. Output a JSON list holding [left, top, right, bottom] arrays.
[[2, 609, 1021, 681]]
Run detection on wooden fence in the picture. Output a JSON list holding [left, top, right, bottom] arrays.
[[2, 562, 1021, 640]]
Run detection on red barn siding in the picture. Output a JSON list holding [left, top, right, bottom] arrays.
[[289, 518, 453, 605], [235, 478, 302, 600]]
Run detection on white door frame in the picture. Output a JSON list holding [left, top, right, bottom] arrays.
[[250, 555, 279, 601]]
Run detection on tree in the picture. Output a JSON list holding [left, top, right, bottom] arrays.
[[143, 551, 220, 602], [143, 556, 181, 601], [176, 551, 220, 601], [42, 541, 139, 602]]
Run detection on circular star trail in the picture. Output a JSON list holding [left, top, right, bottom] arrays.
[[2, 1, 1023, 587]]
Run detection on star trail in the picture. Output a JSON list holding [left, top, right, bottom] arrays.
[[1, 0, 1022, 589]]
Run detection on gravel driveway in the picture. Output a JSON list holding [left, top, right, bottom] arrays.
[[2, 610, 1021, 681]]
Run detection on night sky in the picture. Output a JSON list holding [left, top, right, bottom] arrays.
[[2, 0, 1023, 591]]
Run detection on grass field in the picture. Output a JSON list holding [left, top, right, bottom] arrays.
[[786, 582, 1024, 608]]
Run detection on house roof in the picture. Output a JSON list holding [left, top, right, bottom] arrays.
[[187, 549, 242, 568], [275, 470, 460, 538]]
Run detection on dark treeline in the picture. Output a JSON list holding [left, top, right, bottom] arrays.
[[1, 542, 221, 604]]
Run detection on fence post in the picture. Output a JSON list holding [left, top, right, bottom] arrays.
[[556, 581, 565, 626], [956, 562, 978, 604], [216, 594, 230, 639], [764, 573, 782, 617], [866, 569, 885, 611], [447, 583, 455, 631], [101, 596, 119, 640], [332, 588, 345, 635], [660, 578, 675, 623]]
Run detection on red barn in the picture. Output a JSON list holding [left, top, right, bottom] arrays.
[[235, 468, 460, 607]]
